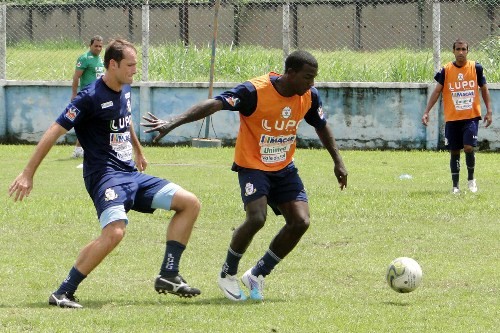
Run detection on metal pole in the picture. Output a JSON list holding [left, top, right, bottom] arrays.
[[432, 0, 441, 74], [0, 4, 6, 80], [205, 0, 221, 139], [142, 1, 149, 82], [282, 0, 290, 65]]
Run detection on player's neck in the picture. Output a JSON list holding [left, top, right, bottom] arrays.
[[274, 75, 294, 97], [102, 74, 122, 92]]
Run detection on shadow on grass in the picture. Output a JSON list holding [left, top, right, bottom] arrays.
[[381, 301, 412, 307], [5, 296, 284, 309]]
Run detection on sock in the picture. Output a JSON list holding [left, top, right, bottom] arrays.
[[450, 154, 460, 188], [251, 249, 281, 278], [465, 151, 475, 181], [159, 240, 185, 277], [54, 266, 87, 296], [221, 247, 243, 277]]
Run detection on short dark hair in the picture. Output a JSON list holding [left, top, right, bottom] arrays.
[[104, 39, 136, 69], [285, 50, 318, 72], [90, 35, 103, 46], [453, 38, 468, 51]]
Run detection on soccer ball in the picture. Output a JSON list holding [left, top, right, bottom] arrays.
[[386, 257, 423, 293]]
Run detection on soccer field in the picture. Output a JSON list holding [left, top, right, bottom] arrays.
[[1, 145, 499, 332]]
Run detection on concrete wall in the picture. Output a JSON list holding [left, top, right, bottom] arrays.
[[1, 81, 499, 151]]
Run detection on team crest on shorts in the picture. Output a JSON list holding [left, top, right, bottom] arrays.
[[244, 182, 257, 196], [104, 188, 118, 201]]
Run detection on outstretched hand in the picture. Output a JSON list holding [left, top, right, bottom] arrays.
[[8, 172, 33, 202], [141, 112, 174, 143], [334, 163, 348, 190]]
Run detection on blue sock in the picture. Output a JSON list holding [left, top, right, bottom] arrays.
[[159, 240, 185, 277], [465, 152, 475, 181], [221, 247, 243, 277], [450, 154, 460, 187], [251, 249, 281, 278], [55, 266, 86, 296]]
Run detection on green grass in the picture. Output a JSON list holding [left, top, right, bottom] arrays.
[[1, 145, 499, 332], [6, 41, 499, 82]]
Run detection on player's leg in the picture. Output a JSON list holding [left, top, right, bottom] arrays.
[[241, 200, 310, 301], [50, 172, 133, 308], [50, 216, 128, 309], [138, 175, 201, 298], [269, 200, 310, 259], [218, 197, 268, 301], [463, 119, 479, 192], [219, 169, 270, 301], [445, 121, 462, 193], [242, 163, 309, 300]]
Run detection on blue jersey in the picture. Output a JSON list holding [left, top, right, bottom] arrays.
[[56, 78, 136, 177]]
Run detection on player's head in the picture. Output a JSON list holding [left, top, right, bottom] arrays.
[[452, 38, 468, 64], [284, 50, 318, 96], [89, 35, 104, 56], [285, 50, 318, 73], [104, 39, 137, 84], [453, 38, 468, 51]]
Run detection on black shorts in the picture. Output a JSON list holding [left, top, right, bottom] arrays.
[[235, 162, 307, 216], [444, 118, 479, 150]]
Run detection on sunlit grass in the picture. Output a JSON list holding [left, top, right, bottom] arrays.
[[7, 40, 499, 82], [1, 146, 499, 332]]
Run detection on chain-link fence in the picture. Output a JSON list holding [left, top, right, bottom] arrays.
[[1, 0, 499, 82]]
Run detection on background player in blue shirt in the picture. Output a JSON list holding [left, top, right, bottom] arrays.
[[8, 39, 201, 308]]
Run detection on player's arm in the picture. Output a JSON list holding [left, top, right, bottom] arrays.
[[71, 69, 84, 101], [476, 64, 493, 128], [305, 88, 347, 190], [480, 84, 493, 128], [8, 123, 68, 202], [316, 124, 348, 190], [129, 122, 147, 172], [422, 83, 443, 126], [142, 99, 224, 143]]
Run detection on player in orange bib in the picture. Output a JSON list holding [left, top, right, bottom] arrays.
[[142, 50, 348, 301], [422, 39, 493, 194]]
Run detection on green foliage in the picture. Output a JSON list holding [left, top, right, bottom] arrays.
[[7, 41, 499, 82], [1, 146, 499, 332], [477, 36, 500, 74]]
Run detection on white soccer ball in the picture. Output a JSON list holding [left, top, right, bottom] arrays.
[[386, 257, 423, 293]]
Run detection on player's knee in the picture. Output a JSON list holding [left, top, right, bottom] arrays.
[[289, 215, 310, 235], [183, 191, 201, 216], [103, 222, 126, 245], [246, 211, 267, 231], [172, 189, 201, 215], [464, 145, 474, 153]]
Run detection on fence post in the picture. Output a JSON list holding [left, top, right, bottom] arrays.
[[427, 0, 441, 150], [282, 0, 290, 65], [0, 4, 5, 139], [417, 0, 425, 48], [0, 4, 6, 80], [139, 2, 150, 143], [432, 0, 441, 75], [142, 1, 149, 82]]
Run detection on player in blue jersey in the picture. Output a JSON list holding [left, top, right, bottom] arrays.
[[8, 39, 201, 308]]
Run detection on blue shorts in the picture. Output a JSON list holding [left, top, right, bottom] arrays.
[[445, 118, 479, 150], [234, 162, 307, 216], [84, 170, 180, 228]]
